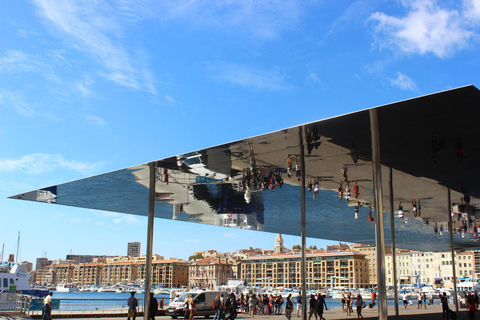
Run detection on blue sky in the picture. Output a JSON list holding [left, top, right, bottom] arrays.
[[1, 0, 480, 265]]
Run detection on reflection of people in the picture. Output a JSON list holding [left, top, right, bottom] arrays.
[[150, 293, 158, 320], [128, 292, 138, 320], [368, 207, 374, 222], [287, 155, 293, 178], [42, 292, 53, 320], [295, 156, 302, 182]]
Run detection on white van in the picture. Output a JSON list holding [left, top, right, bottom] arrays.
[[166, 290, 228, 319]]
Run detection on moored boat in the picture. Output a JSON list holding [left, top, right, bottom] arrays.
[[0, 262, 48, 297]]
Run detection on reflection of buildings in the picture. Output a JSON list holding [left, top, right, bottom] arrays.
[[130, 165, 265, 231], [215, 213, 263, 230], [193, 183, 264, 230]]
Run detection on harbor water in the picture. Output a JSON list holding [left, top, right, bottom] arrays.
[[41, 291, 420, 312]]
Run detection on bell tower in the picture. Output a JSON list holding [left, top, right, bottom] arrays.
[[274, 233, 284, 254]]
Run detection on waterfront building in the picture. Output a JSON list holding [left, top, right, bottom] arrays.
[[350, 244, 392, 286], [188, 258, 233, 288], [127, 242, 141, 257], [138, 259, 189, 288], [66, 254, 112, 264], [102, 261, 139, 285], [73, 263, 103, 285], [51, 263, 75, 284], [240, 251, 369, 290], [36, 257, 51, 271], [457, 251, 475, 279]]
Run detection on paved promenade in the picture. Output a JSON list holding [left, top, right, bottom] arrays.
[[0, 304, 469, 320]]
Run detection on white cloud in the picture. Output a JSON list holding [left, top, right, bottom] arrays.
[[222, 232, 235, 239], [208, 62, 288, 92], [158, 0, 300, 41], [165, 95, 176, 103], [185, 239, 200, 243], [32, 0, 156, 94], [76, 76, 95, 98], [369, 0, 474, 58], [69, 218, 82, 224], [0, 153, 103, 175], [308, 73, 321, 83], [113, 218, 122, 224], [464, 0, 480, 22], [0, 50, 45, 73], [84, 114, 110, 130], [389, 72, 418, 91], [0, 90, 36, 116]]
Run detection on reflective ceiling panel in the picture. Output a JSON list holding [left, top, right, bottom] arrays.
[[10, 85, 480, 252]]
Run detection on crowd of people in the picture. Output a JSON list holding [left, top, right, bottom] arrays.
[[210, 292, 330, 320], [340, 293, 365, 319]]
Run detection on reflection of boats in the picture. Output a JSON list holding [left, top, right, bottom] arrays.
[[0, 262, 48, 297], [182, 151, 231, 180]]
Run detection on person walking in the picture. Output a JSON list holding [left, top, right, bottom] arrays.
[[248, 294, 258, 318], [354, 294, 363, 319], [308, 294, 317, 320], [296, 293, 303, 317], [341, 294, 346, 312], [441, 292, 449, 320], [285, 294, 294, 320], [316, 294, 327, 320], [214, 294, 224, 320], [346, 294, 352, 316], [468, 293, 477, 320], [402, 293, 408, 308], [187, 294, 196, 320], [127, 292, 138, 320], [149, 293, 158, 320], [417, 292, 423, 309], [42, 292, 53, 320]]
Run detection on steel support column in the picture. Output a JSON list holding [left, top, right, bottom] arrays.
[[144, 162, 156, 320], [370, 109, 387, 320], [389, 167, 399, 316], [448, 187, 459, 312], [299, 126, 307, 320]]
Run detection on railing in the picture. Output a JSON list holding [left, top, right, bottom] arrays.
[[0, 291, 32, 313], [28, 298, 147, 317]]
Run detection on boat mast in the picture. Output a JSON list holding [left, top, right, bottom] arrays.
[[16, 231, 20, 263], [1, 243, 4, 261]]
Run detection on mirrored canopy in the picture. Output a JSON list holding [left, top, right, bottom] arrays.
[[11, 85, 480, 252]]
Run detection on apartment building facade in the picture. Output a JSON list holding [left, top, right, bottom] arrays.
[[240, 251, 369, 289], [138, 260, 189, 288]]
